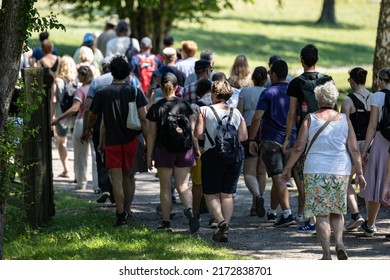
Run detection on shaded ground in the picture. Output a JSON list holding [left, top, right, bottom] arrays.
[[52, 136, 390, 260]]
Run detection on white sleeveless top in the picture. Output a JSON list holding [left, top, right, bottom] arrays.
[[303, 113, 351, 175]]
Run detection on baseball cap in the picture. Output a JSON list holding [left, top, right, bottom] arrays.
[[162, 72, 178, 86], [141, 37, 152, 48], [162, 47, 176, 57], [153, 65, 175, 77], [116, 20, 129, 33], [83, 33, 94, 47], [195, 59, 211, 71]]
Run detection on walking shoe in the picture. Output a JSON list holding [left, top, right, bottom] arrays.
[[297, 222, 316, 234], [255, 195, 265, 218], [113, 211, 127, 227], [250, 207, 256, 216], [212, 221, 229, 242], [96, 192, 110, 203], [208, 217, 218, 228], [267, 211, 277, 222], [286, 180, 294, 188], [184, 208, 200, 233], [336, 245, 348, 260], [295, 214, 309, 223], [360, 220, 376, 237], [273, 214, 296, 228], [345, 215, 365, 231], [157, 221, 172, 231], [385, 234, 390, 240]]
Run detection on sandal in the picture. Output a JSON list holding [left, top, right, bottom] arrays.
[[58, 171, 69, 178]]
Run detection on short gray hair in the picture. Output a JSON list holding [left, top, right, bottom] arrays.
[[314, 81, 339, 107]]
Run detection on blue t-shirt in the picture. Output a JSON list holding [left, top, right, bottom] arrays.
[[256, 82, 297, 146]]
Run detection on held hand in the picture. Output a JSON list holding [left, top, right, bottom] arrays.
[[147, 157, 154, 171], [355, 174, 367, 190], [194, 148, 201, 160], [51, 119, 58, 126], [80, 129, 91, 144], [381, 189, 390, 208], [282, 139, 290, 155], [281, 168, 292, 183]]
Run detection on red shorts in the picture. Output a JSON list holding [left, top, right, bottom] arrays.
[[105, 138, 138, 172]]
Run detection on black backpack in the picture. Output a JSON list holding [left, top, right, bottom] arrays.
[[347, 93, 370, 141], [205, 106, 244, 165], [297, 73, 333, 120], [161, 101, 193, 152], [60, 79, 78, 114], [379, 89, 390, 141], [125, 37, 140, 65]]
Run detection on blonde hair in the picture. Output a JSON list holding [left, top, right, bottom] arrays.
[[161, 81, 176, 98], [228, 54, 253, 88], [41, 39, 53, 54], [56, 55, 77, 82], [211, 80, 232, 102], [314, 81, 339, 106], [79, 46, 94, 64]]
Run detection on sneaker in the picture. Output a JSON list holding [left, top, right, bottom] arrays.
[[250, 207, 256, 216], [96, 192, 110, 203], [286, 180, 294, 188], [360, 220, 376, 237], [208, 217, 218, 228], [345, 215, 365, 231], [255, 195, 265, 218], [267, 212, 277, 222], [385, 234, 390, 240], [212, 221, 229, 242], [184, 208, 200, 233], [297, 222, 316, 234], [273, 214, 296, 228], [157, 221, 172, 231], [113, 211, 127, 227], [336, 246, 348, 260]]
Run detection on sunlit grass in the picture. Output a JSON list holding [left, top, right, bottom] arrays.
[[4, 191, 249, 260]]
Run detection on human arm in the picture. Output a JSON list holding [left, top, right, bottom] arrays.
[[361, 105, 379, 160], [81, 112, 97, 144], [50, 78, 59, 119], [346, 118, 367, 189], [238, 114, 248, 142], [381, 152, 390, 207], [281, 115, 309, 181], [51, 100, 81, 126], [340, 97, 352, 118], [248, 109, 264, 155], [98, 118, 106, 152], [194, 108, 205, 140], [283, 96, 298, 154], [190, 114, 201, 160], [237, 98, 244, 116]]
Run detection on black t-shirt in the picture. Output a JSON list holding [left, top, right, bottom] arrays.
[[91, 83, 148, 146], [146, 97, 193, 148]]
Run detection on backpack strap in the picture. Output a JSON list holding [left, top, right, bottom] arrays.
[[347, 93, 366, 110], [205, 106, 234, 147]]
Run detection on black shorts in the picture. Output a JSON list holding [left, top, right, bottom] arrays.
[[201, 148, 242, 195]]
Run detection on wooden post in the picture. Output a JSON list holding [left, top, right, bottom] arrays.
[[22, 67, 54, 227]]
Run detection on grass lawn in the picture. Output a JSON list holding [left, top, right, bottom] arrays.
[[4, 191, 248, 260], [32, 0, 380, 94]]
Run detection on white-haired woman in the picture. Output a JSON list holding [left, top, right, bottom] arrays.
[[281, 81, 366, 260]]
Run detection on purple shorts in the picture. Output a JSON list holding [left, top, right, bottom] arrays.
[[153, 146, 195, 168]]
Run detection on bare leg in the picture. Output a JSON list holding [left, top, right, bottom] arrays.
[[109, 168, 125, 214], [173, 167, 192, 209], [192, 183, 202, 214], [157, 167, 174, 222], [272, 175, 290, 210], [205, 193, 225, 224], [57, 135, 68, 175], [124, 173, 136, 214], [366, 200, 381, 227], [220, 193, 234, 224], [316, 215, 332, 260], [329, 213, 345, 250]]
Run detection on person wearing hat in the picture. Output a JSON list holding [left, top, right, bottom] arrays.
[[97, 14, 119, 56], [73, 32, 104, 74], [105, 19, 140, 58], [180, 59, 213, 104], [161, 47, 186, 86], [146, 72, 200, 232]]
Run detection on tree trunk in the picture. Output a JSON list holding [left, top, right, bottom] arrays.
[[372, 0, 390, 92], [0, 0, 29, 260], [317, 0, 336, 24]]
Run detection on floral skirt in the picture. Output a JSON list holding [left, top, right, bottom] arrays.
[[303, 173, 349, 217]]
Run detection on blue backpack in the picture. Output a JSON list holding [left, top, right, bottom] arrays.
[[205, 106, 244, 164]]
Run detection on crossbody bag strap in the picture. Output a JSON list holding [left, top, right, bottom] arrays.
[[305, 113, 338, 155]]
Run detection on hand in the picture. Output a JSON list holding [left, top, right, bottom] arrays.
[[194, 148, 201, 160], [248, 141, 258, 155], [355, 174, 367, 190], [381, 189, 390, 208], [147, 157, 154, 171], [51, 119, 58, 126], [281, 168, 292, 183], [282, 139, 290, 155], [98, 144, 105, 153], [80, 129, 91, 144]]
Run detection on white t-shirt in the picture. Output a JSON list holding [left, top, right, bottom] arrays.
[[105, 37, 140, 58], [371, 90, 386, 121]]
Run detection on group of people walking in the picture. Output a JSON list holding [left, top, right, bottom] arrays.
[[24, 16, 390, 260]]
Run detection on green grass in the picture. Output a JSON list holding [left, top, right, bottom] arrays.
[[4, 191, 248, 260], [33, 0, 379, 93]]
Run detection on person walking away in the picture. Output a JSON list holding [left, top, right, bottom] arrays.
[[146, 72, 200, 233], [341, 67, 372, 230], [282, 81, 366, 260], [283, 44, 333, 232], [51, 66, 97, 190], [359, 68, 390, 236], [237, 66, 268, 217], [83, 55, 148, 227], [96, 14, 118, 57], [195, 80, 247, 242], [248, 60, 296, 226]]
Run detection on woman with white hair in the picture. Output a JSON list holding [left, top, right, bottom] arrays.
[[78, 46, 101, 78], [281, 81, 366, 260]]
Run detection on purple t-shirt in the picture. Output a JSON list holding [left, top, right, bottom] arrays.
[[256, 82, 296, 146], [74, 85, 89, 119]]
